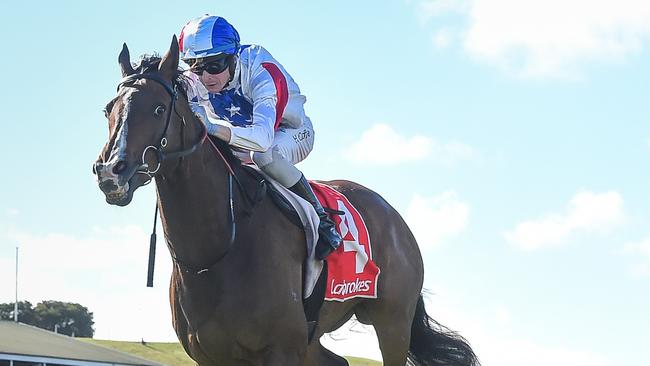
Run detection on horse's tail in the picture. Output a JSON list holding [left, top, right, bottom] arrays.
[[408, 295, 480, 366]]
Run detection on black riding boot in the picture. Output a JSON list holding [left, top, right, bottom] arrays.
[[289, 175, 343, 259]]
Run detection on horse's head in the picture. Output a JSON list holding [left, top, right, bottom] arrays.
[[94, 36, 197, 206]]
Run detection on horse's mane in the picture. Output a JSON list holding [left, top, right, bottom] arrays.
[[133, 53, 187, 89], [134, 54, 243, 170]]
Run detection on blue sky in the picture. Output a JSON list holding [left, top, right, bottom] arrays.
[[1, 1, 649, 364]]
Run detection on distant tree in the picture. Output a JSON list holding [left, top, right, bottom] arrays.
[[0, 300, 94, 337], [34, 301, 95, 337], [0, 301, 37, 324]]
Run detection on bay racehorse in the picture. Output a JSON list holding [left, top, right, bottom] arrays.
[[93, 36, 479, 366]]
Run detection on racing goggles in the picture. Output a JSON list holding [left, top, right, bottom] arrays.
[[189, 56, 230, 75]]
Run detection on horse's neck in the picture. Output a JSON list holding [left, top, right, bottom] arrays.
[[155, 143, 234, 267]]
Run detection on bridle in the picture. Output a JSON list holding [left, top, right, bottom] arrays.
[[116, 72, 241, 285], [117, 72, 207, 183]]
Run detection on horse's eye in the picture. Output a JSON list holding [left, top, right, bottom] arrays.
[[154, 105, 166, 116]]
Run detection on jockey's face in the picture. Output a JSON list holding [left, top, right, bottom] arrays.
[[188, 55, 232, 93], [199, 67, 231, 93]]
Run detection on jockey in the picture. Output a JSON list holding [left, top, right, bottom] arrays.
[[179, 15, 342, 260]]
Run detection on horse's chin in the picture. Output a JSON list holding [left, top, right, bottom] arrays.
[[104, 174, 149, 206], [105, 182, 134, 206]]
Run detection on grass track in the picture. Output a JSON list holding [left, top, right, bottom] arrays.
[[80, 339, 382, 365]]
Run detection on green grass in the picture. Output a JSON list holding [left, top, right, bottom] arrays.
[[80, 339, 382, 365], [80, 339, 195, 366], [344, 356, 382, 365]]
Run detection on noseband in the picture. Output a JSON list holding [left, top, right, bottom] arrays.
[[117, 72, 207, 181]]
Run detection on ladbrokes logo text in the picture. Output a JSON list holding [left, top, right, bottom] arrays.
[[330, 278, 373, 296]]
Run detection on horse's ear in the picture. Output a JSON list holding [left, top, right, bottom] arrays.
[[159, 35, 180, 80], [118, 43, 135, 77]]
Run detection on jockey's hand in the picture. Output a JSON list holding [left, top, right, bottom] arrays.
[[189, 102, 232, 143], [189, 102, 211, 125]]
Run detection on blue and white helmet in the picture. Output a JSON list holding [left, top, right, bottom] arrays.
[[179, 15, 240, 60]]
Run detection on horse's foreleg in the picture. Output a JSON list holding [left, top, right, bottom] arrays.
[[261, 347, 305, 366], [303, 340, 349, 366]]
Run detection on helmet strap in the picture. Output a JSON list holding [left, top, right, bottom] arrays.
[[226, 55, 237, 85]]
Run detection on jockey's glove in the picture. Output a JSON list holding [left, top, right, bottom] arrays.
[[189, 102, 231, 136]]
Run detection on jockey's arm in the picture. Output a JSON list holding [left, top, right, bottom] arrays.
[[207, 123, 232, 143], [191, 100, 274, 152], [223, 61, 285, 152], [225, 95, 276, 152]]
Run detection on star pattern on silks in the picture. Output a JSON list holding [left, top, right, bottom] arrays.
[[208, 87, 253, 127], [225, 104, 241, 117]]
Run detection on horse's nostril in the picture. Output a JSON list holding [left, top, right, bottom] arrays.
[[92, 163, 99, 175], [113, 160, 127, 175]]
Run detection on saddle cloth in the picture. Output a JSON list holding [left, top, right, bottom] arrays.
[[310, 182, 380, 301], [260, 170, 379, 301]]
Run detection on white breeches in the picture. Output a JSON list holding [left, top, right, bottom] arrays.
[[235, 117, 315, 187]]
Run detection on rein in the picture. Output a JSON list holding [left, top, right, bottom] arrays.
[[117, 72, 238, 286]]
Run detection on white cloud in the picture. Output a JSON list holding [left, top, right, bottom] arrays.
[[624, 236, 650, 277], [345, 124, 432, 164], [627, 262, 650, 277], [505, 190, 624, 250], [625, 237, 650, 256], [418, 0, 650, 77], [344, 124, 476, 165], [405, 191, 470, 248], [322, 285, 612, 365], [433, 28, 454, 48], [424, 289, 614, 366], [0, 226, 177, 341], [418, 0, 468, 21], [478, 337, 613, 366]]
